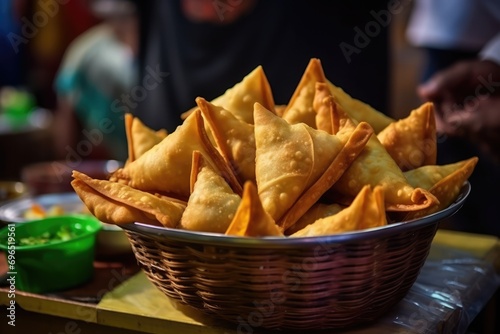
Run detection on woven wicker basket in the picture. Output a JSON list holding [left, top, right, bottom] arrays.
[[121, 182, 470, 330]]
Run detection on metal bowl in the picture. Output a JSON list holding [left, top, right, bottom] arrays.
[[0, 192, 132, 258], [120, 183, 471, 330]]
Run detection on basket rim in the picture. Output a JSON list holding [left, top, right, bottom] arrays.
[[121, 182, 470, 249]]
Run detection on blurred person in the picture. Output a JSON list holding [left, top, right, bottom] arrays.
[[407, 0, 500, 82], [132, 0, 395, 133], [52, 0, 139, 162], [407, 0, 500, 237], [419, 59, 500, 163]]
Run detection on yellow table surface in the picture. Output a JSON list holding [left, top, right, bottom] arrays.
[[1, 229, 499, 334], [432, 229, 500, 270]]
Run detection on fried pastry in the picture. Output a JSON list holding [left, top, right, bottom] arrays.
[[282, 57, 327, 127], [71, 170, 186, 227], [212, 65, 275, 124], [287, 58, 393, 133], [402, 157, 478, 220], [124, 113, 168, 163], [285, 202, 344, 235], [70, 58, 478, 236], [377, 102, 437, 171], [196, 97, 256, 183], [291, 185, 386, 237], [313, 83, 439, 211], [313, 81, 340, 135], [179, 151, 242, 233], [225, 181, 283, 237], [112, 110, 241, 200], [254, 102, 373, 227], [278, 120, 373, 231]]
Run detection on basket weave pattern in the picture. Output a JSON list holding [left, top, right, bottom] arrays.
[[123, 183, 470, 330], [125, 222, 438, 330]]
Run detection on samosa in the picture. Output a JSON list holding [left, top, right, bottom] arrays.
[[281, 57, 327, 127], [314, 82, 439, 212], [285, 202, 344, 235], [111, 110, 241, 200], [291, 58, 393, 133], [254, 102, 373, 229], [402, 157, 478, 220], [182, 66, 275, 124], [179, 151, 242, 233], [124, 113, 168, 163], [291, 185, 387, 237], [377, 102, 437, 171], [196, 97, 256, 183], [71, 170, 186, 227], [225, 181, 283, 237]]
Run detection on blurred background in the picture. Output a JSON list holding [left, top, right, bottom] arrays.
[[1, 0, 141, 174], [1, 0, 99, 178], [0, 0, 423, 181]]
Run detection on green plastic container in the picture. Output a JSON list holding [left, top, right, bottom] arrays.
[[0, 215, 102, 293]]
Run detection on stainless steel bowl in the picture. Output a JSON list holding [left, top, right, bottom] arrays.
[[0, 192, 132, 257]]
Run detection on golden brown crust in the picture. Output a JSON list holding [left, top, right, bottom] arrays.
[[279, 121, 373, 231], [72, 58, 478, 235], [377, 102, 437, 171], [225, 181, 282, 237], [291, 185, 387, 237], [180, 151, 241, 233], [72, 170, 186, 227]]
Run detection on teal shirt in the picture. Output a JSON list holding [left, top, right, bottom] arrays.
[[55, 24, 137, 162]]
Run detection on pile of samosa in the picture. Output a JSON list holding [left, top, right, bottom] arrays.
[[71, 58, 477, 238]]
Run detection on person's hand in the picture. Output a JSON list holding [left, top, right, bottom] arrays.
[[418, 59, 500, 107], [418, 59, 500, 161]]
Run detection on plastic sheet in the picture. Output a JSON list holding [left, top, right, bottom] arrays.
[[360, 245, 500, 334]]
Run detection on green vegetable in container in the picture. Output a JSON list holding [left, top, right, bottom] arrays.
[[17, 226, 77, 246]]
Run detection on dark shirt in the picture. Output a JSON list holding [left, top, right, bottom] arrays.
[[134, 0, 390, 132]]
